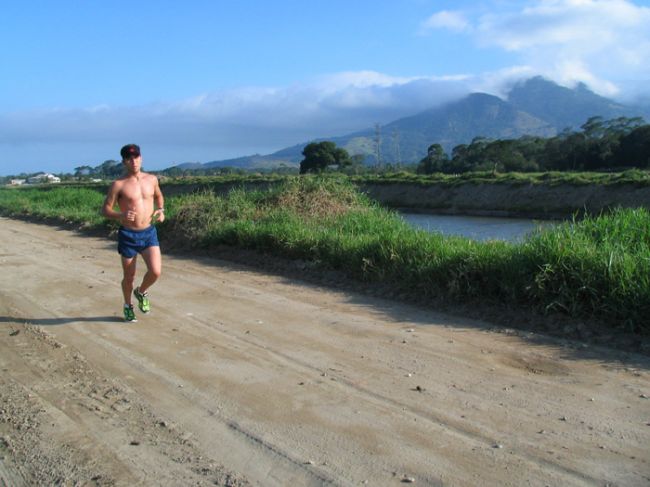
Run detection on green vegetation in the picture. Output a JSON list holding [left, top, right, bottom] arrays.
[[140, 168, 650, 192], [351, 168, 650, 187], [416, 117, 649, 174], [2, 177, 648, 334], [299, 141, 354, 174], [0, 186, 106, 227], [72, 160, 123, 179]]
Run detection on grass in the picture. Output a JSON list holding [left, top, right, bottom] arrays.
[[74, 168, 648, 189], [350, 169, 650, 187], [2, 176, 648, 333], [0, 186, 106, 228], [520, 209, 650, 328]]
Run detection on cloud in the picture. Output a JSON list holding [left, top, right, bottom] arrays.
[[478, 0, 648, 51], [0, 72, 475, 168], [422, 0, 650, 97], [421, 10, 470, 33]]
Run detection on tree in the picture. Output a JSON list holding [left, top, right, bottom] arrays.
[[417, 144, 449, 174], [299, 141, 352, 174], [96, 160, 123, 178], [562, 133, 589, 170], [605, 116, 644, 137], [581, 116, 605, 140], [617, 125, 650, 167], [73, 165, 94, 178], [340, 154, 367, 175]]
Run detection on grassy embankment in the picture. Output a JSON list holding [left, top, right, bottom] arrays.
[[149, 168, 650, 187], [1, 177, 648, 333], [350, 168, 650, 186]]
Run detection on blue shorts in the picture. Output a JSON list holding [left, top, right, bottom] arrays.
[[118, 226, 159, 258]]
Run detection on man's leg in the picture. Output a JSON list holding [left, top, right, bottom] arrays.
[[138, 245, 162, 294], [121, 255, 137, 305]]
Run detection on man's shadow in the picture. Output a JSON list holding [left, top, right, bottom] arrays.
[[0, 316, 123, 326]]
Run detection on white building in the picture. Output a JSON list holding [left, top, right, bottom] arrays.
[[26, 173, 61, 184]]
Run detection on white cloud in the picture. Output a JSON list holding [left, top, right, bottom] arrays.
[[0, 72, 475, 169], [479, 0, 648, 50], [314, 71, 418, 89], [474, 0, 650, 95], [418, 1, 650, 96], [421, 10, 470, 33]]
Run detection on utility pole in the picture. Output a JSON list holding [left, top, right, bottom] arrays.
[[392, 128, 401, 166], [374, 123, 382, 168]]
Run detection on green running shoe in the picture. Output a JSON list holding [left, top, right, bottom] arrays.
[[133, 287, 151, 314], [123, 304, 137, 322]]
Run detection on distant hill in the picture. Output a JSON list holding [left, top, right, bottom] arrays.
[[506, 76, 641, 130], [204, 154, 299, 170], [349, 91, 556, 162], [173, 154, 301, 172], [169, 77, 650, 171]]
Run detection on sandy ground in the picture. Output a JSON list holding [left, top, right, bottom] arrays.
[[0, 217, 649, 487]]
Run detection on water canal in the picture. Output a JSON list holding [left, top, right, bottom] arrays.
[[399, 213, 555, 242]]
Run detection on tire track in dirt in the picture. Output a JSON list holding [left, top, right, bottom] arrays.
[[0, 321, 251, 486], [177, 310, 603, 486], [23, 293, 604, 487], [2, 295, 336, 487]]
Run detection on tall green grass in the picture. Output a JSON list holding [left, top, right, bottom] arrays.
[[0, 186, 106, 227], [2, 179, 648, 332], [520, 209, 650, 328]]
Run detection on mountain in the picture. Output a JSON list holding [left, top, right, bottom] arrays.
[[197, 148, 307, 172], [204, 154, 297, 170], [175, 77, 649, 171], [507, 76, 642, 130], [175, 153, 302, 171], [354, 91, 556, 161]]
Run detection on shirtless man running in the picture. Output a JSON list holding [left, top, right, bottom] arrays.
[[102, 144, 165, 322]]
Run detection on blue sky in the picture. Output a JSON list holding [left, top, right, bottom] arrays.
[[2, 0, 650, 175]]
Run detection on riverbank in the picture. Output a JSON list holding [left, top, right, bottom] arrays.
[[157, 172, 650, 219], [358, 180, 650, 219], [162, 180, 650, 219]]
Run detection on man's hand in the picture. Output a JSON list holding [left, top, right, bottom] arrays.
[[124, 207, 137, 223], [153, 208, 165, 223]]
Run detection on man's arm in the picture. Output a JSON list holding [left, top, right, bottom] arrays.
[[152, 177, 165, 223], [102, 182, 123, 220]]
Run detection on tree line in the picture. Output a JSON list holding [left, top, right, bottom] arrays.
[[416, 116, 650, 174]]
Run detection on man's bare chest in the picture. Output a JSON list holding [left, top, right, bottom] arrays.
[[119, 179, 155, 201]]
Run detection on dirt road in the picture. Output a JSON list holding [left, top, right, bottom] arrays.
[[0, 217, 648, 487]]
